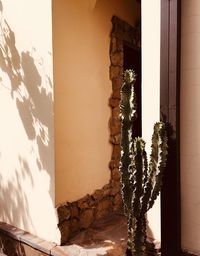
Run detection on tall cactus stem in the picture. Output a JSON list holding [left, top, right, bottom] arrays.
[[119, 69, 168, 256]]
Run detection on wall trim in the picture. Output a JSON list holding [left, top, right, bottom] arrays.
[[0, 222, 56, 255]]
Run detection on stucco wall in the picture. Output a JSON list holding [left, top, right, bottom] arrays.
[[53, 0, 140, 205], [181, 0, 200, 254], [0, 0, 59, 243]]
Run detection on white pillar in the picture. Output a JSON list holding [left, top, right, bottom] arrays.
[[142, 0, 161, 242]]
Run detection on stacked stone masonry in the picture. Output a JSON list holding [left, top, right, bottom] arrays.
[[57, 16, 141, 245], [57, 181, 123, 245]]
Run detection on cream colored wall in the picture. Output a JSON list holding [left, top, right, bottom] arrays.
[[0, 0, 60, 243], [142, 0, 161, 242], [53, 0, 141, 205], [181, 0, 200, 254]]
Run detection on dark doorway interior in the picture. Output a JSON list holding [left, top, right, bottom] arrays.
[[123, 44, 142, 138]]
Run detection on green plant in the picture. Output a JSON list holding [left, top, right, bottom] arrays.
[[119, 70, 168, 256]]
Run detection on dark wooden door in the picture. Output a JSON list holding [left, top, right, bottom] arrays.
[[160, 0, 181, 255]]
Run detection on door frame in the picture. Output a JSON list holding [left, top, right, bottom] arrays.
[[160, 0, 181, 255]]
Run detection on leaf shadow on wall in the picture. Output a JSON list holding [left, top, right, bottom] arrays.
[[0, 0, 55, 233], [0, 159, 33, 256], [0, 157, 34, 231]]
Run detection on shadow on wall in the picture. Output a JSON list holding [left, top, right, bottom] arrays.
[[0, 0, 54, 229], [0, 158, 34, 232]]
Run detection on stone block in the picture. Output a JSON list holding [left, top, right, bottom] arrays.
[[92, 189, 104, 201], [112, 89, 121, 99], [109, 117, 121, 135], [112, 106, 120, 119], [79, 209, 94, 229], [95, 199, 113, 220], [110, 134, 121, 145], [111, 168, 120, 181], [110, 66, 123, 80], [69, 203, 79, 218], [109, 160, 119, 170], [58, 221, 70, 245], [110, 181, 121, 196], [112, 145, 121, 161], [109, 97, 120, 108], [102, 184, 111, 197], [70, 218, 79, 234], [110, 52, 123, 66], [112, 77, 123, 89], [110, 37, 123, 53], [77, 194, 93, 209], [57, 205, 70, 223], [114, 193, 123, 211]]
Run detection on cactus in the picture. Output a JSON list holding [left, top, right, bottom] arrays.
[[119, 70, 168, 256]]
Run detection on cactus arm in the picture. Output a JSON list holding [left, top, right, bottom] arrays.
[[130, 138, 148, 255], [119, 70, 137, 213], [141, 122, 168, 213], [131, 138, 146, 217], [140, 127, 159, 214], [147, 122, 168, 210]]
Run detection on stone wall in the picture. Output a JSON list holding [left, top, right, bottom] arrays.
[[56, 16, 141, 245], [57, 182, 122, 244]]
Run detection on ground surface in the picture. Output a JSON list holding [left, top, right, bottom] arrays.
[[55, 214, 159, 256]]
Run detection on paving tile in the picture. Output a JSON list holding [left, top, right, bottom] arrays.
[[21, 243, 49, 256], [51, 246, 70, 256], [38, 241, 56, 255], [20, 233, 56, 254], [0, 222, 25, 241]]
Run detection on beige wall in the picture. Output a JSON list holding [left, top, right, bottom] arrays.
[[53, 0, 140, 205], [0, 0, 59, 243], [181, 0, 200, 254], [142, 0, 161, 242]]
